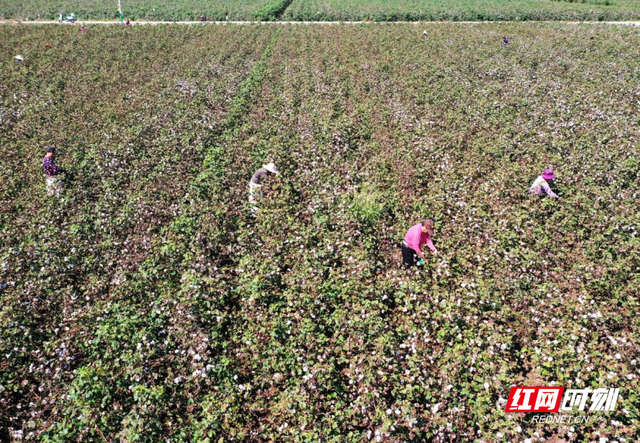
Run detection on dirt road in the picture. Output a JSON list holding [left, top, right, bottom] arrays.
[[2, 19, 640, 26]]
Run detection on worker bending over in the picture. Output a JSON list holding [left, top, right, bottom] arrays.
[[529, 169, 559, 199], [249, 162, 280, 206], [402, 219, 438, 268]]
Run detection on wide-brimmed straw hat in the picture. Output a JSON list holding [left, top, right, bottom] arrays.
[[15, 55, 24, 61], [542, 169, 556, 180], [263, 162, 279, 174]]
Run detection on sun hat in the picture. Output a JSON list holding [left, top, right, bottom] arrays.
[[46, 146, 56, 153], [263, 162, 279, 174], [542, 169, 556, 180], [15, 55, 24, 61]]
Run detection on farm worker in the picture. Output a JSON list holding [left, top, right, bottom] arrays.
[[125, 19, 131, 26], [402, 219, 438, 268], [529, 169, 559, 199], [422, 30, 427, 38], [14, 55, 24, 64], [249, 162, 280, 205], [502, 36, 509, 46], [79, 24, 86, 32], [43, 146, 66, 197]]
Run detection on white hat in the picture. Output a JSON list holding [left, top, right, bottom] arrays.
[[263, 162, 279, 174], [15, 55, 24, 61]]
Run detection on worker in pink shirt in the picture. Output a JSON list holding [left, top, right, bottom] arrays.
[[402, 219, 438, 268]]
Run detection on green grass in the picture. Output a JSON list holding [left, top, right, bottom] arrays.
[[1, 0, 640, 21], [1, 23, 640, 441], [0, 0, 290, 21]]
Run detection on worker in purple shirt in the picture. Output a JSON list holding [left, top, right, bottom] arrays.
[[43, 146, 66, 197], [402, 219, 438, 268]]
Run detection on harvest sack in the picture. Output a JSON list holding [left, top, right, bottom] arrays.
[[249, 182, 262, 204], [46, 176, 63, 197]]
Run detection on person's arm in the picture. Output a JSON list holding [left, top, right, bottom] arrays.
[[52, 161, 64, 174], [425, 236, 437, 254], [542, 181, 559, 198]]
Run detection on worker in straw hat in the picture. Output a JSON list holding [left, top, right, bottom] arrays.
[[402, 219, 438, 268], [529, 169, 559, 199], [249, 162, 280, 206]]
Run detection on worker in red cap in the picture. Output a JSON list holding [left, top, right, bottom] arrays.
[[402, 219, 438, 268]]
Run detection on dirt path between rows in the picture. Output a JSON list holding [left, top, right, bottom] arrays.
[[1, 19, 640, 26]]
